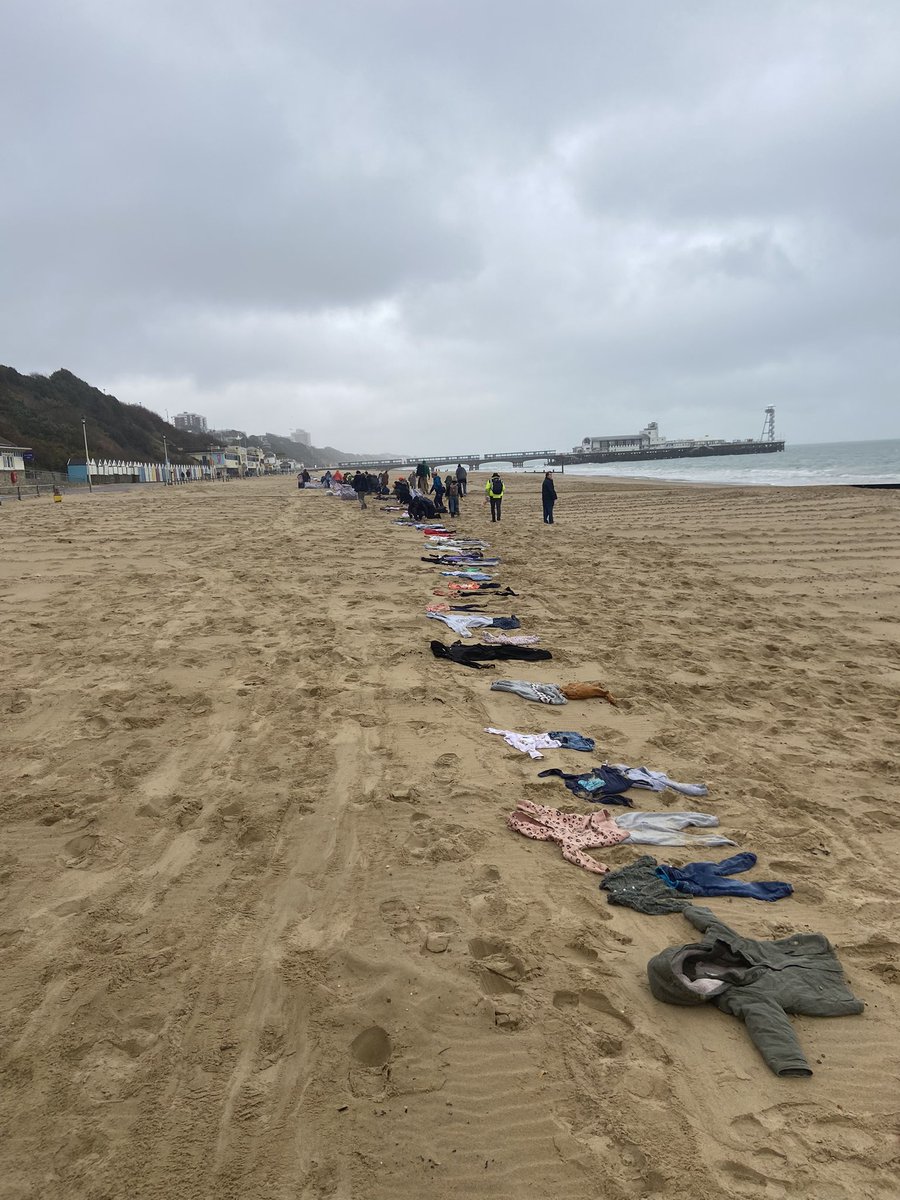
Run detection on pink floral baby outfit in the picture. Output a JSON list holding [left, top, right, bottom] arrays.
[[506, 799, 628, 874]]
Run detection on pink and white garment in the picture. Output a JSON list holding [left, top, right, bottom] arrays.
[[485, 728, 562, 759], [506, 799, 628, 874], [480, 632, 541, 646]]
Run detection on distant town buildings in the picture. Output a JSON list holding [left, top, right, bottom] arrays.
[[173, 412, 208, 433], [63, 431, 329, 486], [292, 428, 311, 445]]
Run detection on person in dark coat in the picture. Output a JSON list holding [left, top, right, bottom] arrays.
[[352, 470, 370, 509], [541, 472, 557, 524]]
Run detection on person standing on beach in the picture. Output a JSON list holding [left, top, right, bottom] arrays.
[[416, 460, 431, 492], [456, 463, 467, 496], [485, 472, 504, 522], [430, 473, 446, 511], [447, 477, 460, 517], [542, 472, 557, 524], [352, 470, 370, 509]]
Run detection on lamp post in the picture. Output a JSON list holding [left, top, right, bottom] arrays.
[[81, 418, 93, 493], [163, 435, 170, 485]]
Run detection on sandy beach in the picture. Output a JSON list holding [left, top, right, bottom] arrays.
[[1, 472, 899, 1199]]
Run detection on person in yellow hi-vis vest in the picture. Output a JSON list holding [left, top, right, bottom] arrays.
[[52, 486, 63, 503], [485, 472, 504, 523]]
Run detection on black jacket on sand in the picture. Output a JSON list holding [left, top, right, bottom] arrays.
[[430, 640, 552, 670]]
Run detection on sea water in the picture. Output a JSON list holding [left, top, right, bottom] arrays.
[[508, 439, 900, 488]]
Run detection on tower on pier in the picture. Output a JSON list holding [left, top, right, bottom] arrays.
[[761, 407, 776, 442]]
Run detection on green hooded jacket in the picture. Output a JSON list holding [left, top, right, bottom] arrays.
[[647, 906, 864, 1077]]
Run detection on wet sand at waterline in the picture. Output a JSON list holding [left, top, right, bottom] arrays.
[[1, 473, 898, 1199]]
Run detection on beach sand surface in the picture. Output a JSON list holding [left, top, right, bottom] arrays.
[[1, 473, 899, 1199]]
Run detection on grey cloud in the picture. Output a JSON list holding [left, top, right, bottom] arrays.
[[2, 0, 899, 449]]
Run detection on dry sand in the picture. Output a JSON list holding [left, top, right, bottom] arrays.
[[1, 472, 899, 1199]]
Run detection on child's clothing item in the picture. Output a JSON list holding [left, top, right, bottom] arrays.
[[615, 811, 735, 848], [430, 641, 551, 670], [600, 856, 692, 915], [506, 800, 628, 874], [613, 765, 708, 797], [547, 731, 595, 752], [480, 632, 541, 646], [656, 853, 792, 901], [427, 613, 493, 636], [648, 906, 864, 1077], [537, 765, 633, 805], [485, 728, 562, 759], [490, 679, 568, 705], [560, 682, 618, 705], [427, 613, 521, 637]]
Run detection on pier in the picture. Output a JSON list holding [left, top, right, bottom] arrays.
[[336, 440, 786, 473]]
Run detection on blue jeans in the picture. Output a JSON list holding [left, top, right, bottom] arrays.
[[547, 731, 595, 752], [656, 853, 792, 901], [543, 501, 555, 523]]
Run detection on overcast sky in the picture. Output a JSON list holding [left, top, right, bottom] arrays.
[[3, 1, 899, 452]]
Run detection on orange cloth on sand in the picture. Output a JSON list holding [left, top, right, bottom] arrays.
[[560, 682, 618, 705]]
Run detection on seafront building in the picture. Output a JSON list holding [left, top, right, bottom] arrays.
[[1, 439, 31, 483], [573, 422, 726, 454]]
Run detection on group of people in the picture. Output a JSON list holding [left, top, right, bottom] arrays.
[[298, 467, 392, 508], [398, 462, 558, 525], [299, 460, 560, 523]]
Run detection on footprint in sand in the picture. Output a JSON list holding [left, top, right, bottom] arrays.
[[552, 988, 634, 1050], [564, 939, 599, 964], [433, 752, 460, 783], [402, 817, 484, 864], [350, 1026, 392, 1068], [469, 937, 529, 1028], [63, 831, 102, 867], [464, 865, 512, 923], [348, 1026, 393, 1098]]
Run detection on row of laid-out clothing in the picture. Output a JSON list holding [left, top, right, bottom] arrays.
[[383, 501, 865, 1080]]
